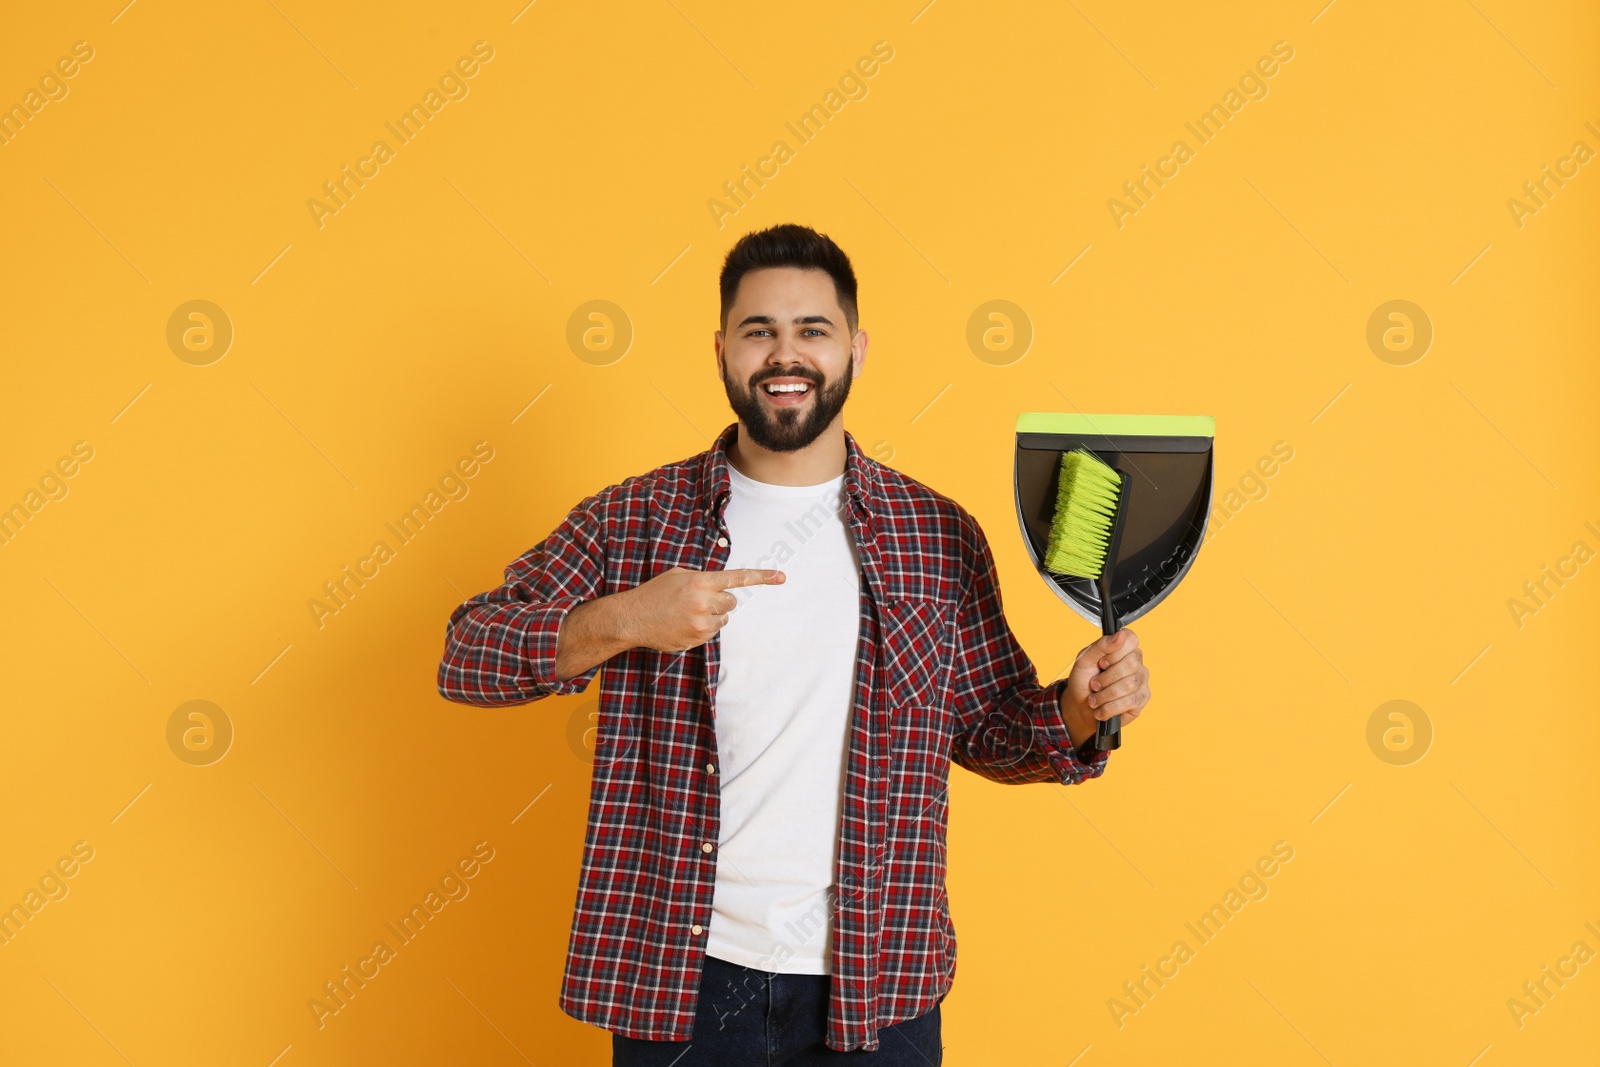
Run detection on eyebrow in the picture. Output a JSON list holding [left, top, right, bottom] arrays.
[[736, 314, 835, 329]]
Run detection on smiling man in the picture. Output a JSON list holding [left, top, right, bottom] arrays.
[[437, 223, 1150, 1064]]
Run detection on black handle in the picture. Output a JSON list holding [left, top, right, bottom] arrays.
[[1093, 468, 1132, 752], [1094, 570, 1122, 751]]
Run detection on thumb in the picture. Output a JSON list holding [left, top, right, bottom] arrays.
[[1092, 629, 1134, 669], [1072, 631, 1123, 677], [1068, 638, 1103, 681]]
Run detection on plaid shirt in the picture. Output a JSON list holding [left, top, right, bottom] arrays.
[[437, 421, 1110, 1052]]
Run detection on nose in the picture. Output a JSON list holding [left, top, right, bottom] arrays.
[[767, 335, 804, 365]]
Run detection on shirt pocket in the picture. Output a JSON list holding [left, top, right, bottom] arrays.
[[880, 596, 952, 709]]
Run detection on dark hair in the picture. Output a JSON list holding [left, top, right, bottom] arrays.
[[719, 223, 859, 336]]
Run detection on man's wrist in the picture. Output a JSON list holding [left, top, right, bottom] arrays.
[[602, 587, 638, 651], [1056, 683, 1099, 750]]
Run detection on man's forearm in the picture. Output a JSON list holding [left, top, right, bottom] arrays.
[[553, 591, 639, 681]]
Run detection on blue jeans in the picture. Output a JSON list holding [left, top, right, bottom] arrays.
[[611, 952, 944, 1065]]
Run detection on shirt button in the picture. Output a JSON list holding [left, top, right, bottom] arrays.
[[701, 842, 714, 853], [706, 763, 716, 774], [716, 536, 729, 547], [691, 924, 704, 935]]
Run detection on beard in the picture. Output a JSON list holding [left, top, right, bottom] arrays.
[[721, 360, 852, 453]]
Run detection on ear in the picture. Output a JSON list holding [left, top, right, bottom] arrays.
[[851, 330, 868, 378]]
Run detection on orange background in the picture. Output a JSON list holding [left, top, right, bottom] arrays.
[[2, 1, 1596, 1064]]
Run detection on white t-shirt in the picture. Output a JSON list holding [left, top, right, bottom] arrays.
[[704, 462, 862, 975]]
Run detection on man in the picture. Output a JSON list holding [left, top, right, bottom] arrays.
[[437, 223, 1151, 1063]]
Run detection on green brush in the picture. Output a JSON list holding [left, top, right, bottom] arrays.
[[1043, 448, 1132, 751]]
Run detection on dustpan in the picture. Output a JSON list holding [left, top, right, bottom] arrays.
[[1014, 412, 1216, 631]]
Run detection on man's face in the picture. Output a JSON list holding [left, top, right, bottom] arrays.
[[715, 267, 864, 453]]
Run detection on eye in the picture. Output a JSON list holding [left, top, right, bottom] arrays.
[[802, 328, 825, 336]]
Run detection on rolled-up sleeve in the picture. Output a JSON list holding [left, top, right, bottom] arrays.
[[437, 490, 610, 706], [947, 509, 1110, 785]]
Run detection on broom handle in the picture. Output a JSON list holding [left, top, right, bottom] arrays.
[[1093, 467, 1132, 752]]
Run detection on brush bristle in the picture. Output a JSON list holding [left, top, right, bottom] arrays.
[[1043, 449, 1123, 579]]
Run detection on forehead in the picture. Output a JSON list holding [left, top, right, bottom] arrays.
[[730, 267, 840, 310]]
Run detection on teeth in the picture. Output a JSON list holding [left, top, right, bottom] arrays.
[[764, 382, 810, 394]]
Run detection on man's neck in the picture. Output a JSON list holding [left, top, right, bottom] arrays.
[[727, 422, 847, 486]]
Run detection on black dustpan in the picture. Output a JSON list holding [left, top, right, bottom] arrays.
[[1013, 413, 1216, 729]]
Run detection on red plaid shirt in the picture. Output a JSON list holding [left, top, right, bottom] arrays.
[[437, 421, 1110, 1052]]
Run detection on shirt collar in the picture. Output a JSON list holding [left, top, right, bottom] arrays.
[[705, 421, 879, 530]]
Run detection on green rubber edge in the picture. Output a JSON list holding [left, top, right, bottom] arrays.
[[1015, 412, 1215, 438]]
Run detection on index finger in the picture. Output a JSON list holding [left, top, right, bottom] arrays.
[[713, 568, 786, 588]]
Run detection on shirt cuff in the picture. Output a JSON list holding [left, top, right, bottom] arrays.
[[1040, 677, 1111, 781], [517, 595, 600, 696]]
